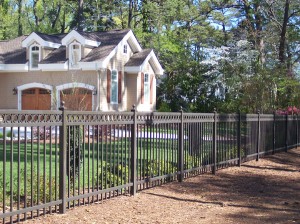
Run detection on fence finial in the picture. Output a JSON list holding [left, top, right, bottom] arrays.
[[180, 106, 183, 112], [213, 108, 217, 113], [59, 101, 65, 111], [131, 104, 136, 112], [257, 109, 260, 114]]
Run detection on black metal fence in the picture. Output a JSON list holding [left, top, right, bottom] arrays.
[[0, 108, 299, 223]]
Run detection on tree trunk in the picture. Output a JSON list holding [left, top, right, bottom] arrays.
[[51, 3, 61, 29], [17, 0, 22, 36], [128, 0, 133, 28], [278, 0, 290, 63], [77, 0, 84, 31]]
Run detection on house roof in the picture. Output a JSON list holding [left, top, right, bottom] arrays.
[[35, 32, 66, 44], [0, 29, 163, 74], [125, 49, 153, 67], [0, 35, 28, 64], [40, 46, 67, 64], [80, 29, 131, 62]]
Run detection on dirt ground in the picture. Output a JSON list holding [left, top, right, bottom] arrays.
[[24, 148, 300, 224]]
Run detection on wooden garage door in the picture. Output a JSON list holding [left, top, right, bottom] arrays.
[[60, 88, 92, 111], [22, 88, 51, 110]]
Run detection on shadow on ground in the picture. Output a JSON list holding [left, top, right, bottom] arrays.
[[148, 148, 300, 223]]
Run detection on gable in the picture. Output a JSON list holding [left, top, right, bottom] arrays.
[[0, 29, 163, 75], [125, 49, 163, 75]]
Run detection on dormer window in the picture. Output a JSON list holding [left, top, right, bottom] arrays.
[[69, 43, 81, 68], [30, 45, 40, 69]]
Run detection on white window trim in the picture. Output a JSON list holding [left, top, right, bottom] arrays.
[[144, 73, 150, 104], [29, 44, 41, 70], [123, 44, 128, 55], [16, 83, 53, 110], [110, 69, 118, 104], [69, 42, 81, 69], [56, 83, 95, 110]]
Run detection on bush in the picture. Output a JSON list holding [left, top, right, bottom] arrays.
[[142, 160, 176, 178], [67, 125, 83, 181], [0, 172, 3, 203], [95, 161, 129, 190], [14, 167, 58, 204]]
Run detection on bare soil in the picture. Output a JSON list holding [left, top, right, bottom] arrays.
[[24, 148, 300, 224]]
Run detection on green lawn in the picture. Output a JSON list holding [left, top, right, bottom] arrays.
[[0, 137, 182, 204]]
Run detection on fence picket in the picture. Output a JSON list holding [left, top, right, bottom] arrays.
[[0, 109, 298, 223]]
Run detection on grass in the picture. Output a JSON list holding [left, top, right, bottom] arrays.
[[0, 137, 183, 204], [0, 133, 234, 206]]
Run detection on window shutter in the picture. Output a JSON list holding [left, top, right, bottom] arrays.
[[107, 69, 111, 103], [118, 71, 122, 104], [141, 72, 144, 104], [150, 74, 154, 104]]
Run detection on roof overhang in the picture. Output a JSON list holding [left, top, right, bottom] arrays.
[[61, 30, 100, 47], [79, 61, 106, 71], [124, 50, 164, 75], [22, 32, 61, 48], [102, 30, 142, 67], [39, 62, 68, 71], [0, 63, 28, 72]]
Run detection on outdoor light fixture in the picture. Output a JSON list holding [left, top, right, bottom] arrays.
[[13, 87, 17, 95], [92, 88, 97, 95]]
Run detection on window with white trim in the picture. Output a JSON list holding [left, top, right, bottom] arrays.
[[69, 43, 81, 68], [123, 44, 127, 54], [30, 45, 40, 69], [111, 70, 118, 104], [144, 73, 150, 103]]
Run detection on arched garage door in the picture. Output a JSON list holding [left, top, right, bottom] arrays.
[[60, 88, 92, 111], [22, 88, 51, 110]]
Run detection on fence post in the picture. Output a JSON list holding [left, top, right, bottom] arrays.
[[273, 111, 276, 155], [59, 102, 67, 214], [296, 113, 299, 147], [285, 113, 288, 152], [130, 105, 137, 196], [212, 108, 217, 174], [256, 110, 260, 161], [178, 108, 184, 182], [237, 110, 241, 167]]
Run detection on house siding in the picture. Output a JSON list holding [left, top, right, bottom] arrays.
[[0, 71, 97, 110], [101, 40, 134, 111], [0, 30, 162, 112], [125, 62, 157, 112]]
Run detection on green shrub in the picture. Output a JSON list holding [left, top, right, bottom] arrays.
[[95, 161, 129, 190], [14, 167, 58, 204], [0, 172, 3, 203], [142, 160, 176, 177], [67, 126, 83, 181]]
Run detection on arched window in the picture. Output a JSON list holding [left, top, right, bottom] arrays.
[[69, 43, 81, 68], [30, 45, 40, 69]]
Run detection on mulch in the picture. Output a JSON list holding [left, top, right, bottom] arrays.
[[24, 148, 300, 224]]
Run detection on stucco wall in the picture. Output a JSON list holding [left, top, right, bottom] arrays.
[[125, 62, 157, 112], [101, 40, 134, 111], [0, 70, 97, 110], [0, 39, 159, 112]]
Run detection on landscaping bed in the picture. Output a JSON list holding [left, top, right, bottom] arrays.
[[24, 148, 300, 224]]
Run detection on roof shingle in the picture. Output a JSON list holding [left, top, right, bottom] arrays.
[[0, 36, 28, 64], [0, 29, 132, 64], [125, 49, 152, 67], [40, 46, 67, 64]]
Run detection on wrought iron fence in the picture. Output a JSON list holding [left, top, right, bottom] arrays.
[[0, 107, 299, 223]]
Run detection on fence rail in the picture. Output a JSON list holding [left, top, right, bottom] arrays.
[[0, 108, 299, 223]]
